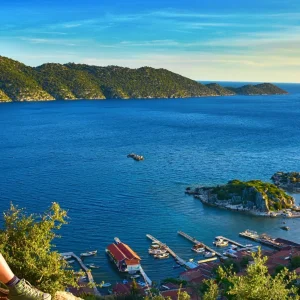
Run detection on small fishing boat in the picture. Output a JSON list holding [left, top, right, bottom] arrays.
[[130, 274, 140, 279], [150, 244, 161, 249], [148, 249, 167, 255], [87, 263, 100, 269], [280, 226, 290, 231], [67, 260, 75, 264], [191, 243, 205, 253], [245, 244, 253, 247], [213, 239, 228, 247], [204, 251, 216, 258], [101, 283, 112, 288], [154, 253, 169, 259], [80, 250, 97, 257], [62, 255, 72, 260]]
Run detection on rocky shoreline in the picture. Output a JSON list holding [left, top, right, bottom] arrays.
[[186, 179, 300, 218], [271, 172, 300, 193]]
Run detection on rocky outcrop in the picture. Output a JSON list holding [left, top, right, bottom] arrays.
[[271, 172, 300, 192], [187, 179, 295, 213]]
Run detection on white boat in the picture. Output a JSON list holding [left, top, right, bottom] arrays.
[[191, 243, 205, 253], [154, 253, 169, 259], [62, 255, 72, 260], [204, 251, 216, 258], [230, 245, 238, 250], [151, 244, 160, 249], [101, 283, 112, 288], [148, 249, 167, 255], [80, 250, 97, 257], [213, 239, 228, 247], [87, 263, 100, 269], [67, 260, 75, 264], [130, 274, 140, 279]]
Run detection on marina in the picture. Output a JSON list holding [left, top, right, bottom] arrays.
[[60, 252, 101, 297], [177, 231, 224, 258], [239, 230, 283, 249], [146, 234, 194, 268]]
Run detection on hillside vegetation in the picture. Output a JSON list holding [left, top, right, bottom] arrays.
[[0, 56, 288, 101]]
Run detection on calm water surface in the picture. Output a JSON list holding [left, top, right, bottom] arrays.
[[0, 83, 300, 284]]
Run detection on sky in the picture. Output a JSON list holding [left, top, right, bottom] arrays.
[[1, 0, 300, 83]]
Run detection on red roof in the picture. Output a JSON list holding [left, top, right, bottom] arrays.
[[107, 243, 127, 261], [125, 259, 140, 266], [113, 283, 131, 295], [116, 242, 141, 260]]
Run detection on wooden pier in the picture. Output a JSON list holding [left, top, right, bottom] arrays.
[[177, 231, 224, 258], [146, 234, 189, 268], [215, 236, 246, 248], [60, 252, 101, 296]]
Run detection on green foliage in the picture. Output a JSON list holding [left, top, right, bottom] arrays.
[[0, 56, 288, 101], [226, 83, 288, 95], [291, 256, 300, 269], [211, 179, 294, 211], [0, 202, 78, 295], [202, 280, 219, 300], [206, 248, 300, 300]]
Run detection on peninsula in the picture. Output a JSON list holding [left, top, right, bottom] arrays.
[[0, 55, 288, 102], [271, 172, 300, 193], [186, 179, 300, 218]]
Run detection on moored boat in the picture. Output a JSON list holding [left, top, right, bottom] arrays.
[[213, 238, 229, 247], [87, 263, 100, 269], [280, 226, 290, 231], [130, 274, 140, 279], [101, 283, 112, 288], [154, 253, 169, 259], [80, 250, 97, 257], [191, 243, 205, 253], [204, 251, 216, 258], [148, 249, 167, 255]]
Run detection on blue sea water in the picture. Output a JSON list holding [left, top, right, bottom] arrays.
[[0, 82, 300, 285]]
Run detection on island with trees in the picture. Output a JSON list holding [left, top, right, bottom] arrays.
[[0, 55, 288, 102], [271, 172, 300, 193], [186, 179, 300, 217]]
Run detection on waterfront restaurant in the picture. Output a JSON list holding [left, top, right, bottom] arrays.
[[106, 241, 141, 273]]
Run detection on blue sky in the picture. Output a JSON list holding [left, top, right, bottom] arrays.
[[1, 0, 300, 82]]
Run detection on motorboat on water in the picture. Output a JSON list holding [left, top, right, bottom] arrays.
[[148, 248, 167, 255], [154, 253, 169, 259], [101, 283, 112, 288], [204, 251, 216, 258], [213, 238, 229, 247], [80, 250, 97, 257], [67, 260, 75, 264], [130, 274, 140, 279], [87, 263, 100, 269], [191, 243, 205, 253], [62, 255, 72, 260]]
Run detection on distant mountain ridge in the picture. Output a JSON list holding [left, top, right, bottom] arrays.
[[0, 56, 288, 102]]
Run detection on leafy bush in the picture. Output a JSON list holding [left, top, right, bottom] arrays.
[[0, 203, 78, 295]]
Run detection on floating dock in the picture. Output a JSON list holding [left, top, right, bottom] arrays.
[[177, 231, 224, 258], [60, 252, 101, 297], [139, 266, 152, 287], [146, 234, 192, 268], [197, 257, 218, 264], [215, 236, 246, 248]]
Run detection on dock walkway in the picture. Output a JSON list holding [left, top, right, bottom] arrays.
[[139, 266, 152, 286], [215, 236, 246, 248], [146, 234, 189, 268], [60, 252, 101, 296], [177, 231, 224, 258]]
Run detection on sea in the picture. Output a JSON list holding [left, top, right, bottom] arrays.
[[0, 82, 300, 286]]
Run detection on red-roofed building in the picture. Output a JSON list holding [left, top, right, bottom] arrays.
[[106, 238, 141, 273]]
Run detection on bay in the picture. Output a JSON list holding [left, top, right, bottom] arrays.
[[0, 82, 300, 284]]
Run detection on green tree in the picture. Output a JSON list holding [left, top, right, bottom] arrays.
[[202, 280, 219, 300], [291, 256, 300, 269], [0, 203, 78, 295], [214, 249, 299, 300]]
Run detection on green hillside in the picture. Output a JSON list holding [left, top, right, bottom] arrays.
[[0, 56, 288, 101]]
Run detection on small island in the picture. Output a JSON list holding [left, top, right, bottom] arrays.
[[186, 179, 300, 217], [271, 172, 300, 193]]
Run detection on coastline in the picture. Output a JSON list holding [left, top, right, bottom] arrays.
[[192, 194, 300, 218]]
